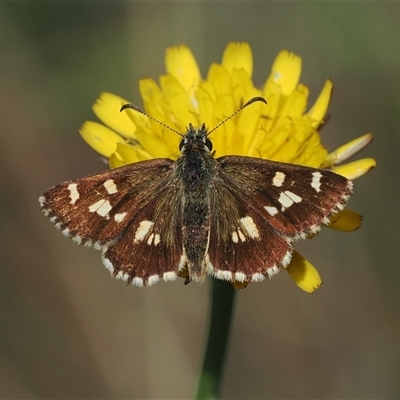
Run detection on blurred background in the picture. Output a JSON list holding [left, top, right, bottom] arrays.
[[1, 2, 399, 399]]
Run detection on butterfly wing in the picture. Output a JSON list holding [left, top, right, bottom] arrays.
[[40, 159, 184, 286], [207, 156, 352, 283]]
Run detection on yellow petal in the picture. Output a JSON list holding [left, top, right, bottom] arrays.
[[79, 121, 124, 158], [120, 105, 150, 131], [238, 98, 264, 155], [264, 119, 307, 163], [209, 119, 236, 158], [197, 80, 218, 129], [109, 152, 124, 169], [160, 74, 197, 128], [323, 133, 374, 166], [307, 79, 333, 127], [109, 143, 153, 168], [262, 80, 282, 126], [231, 68, 259, 111], [138, 78, 183, 155], [285, 117, 327, 167], [136, 78, 166, 122], [92, 92, 137, 139], [333, 158, 376, 180], [134, 126, 178, 159], [279, 83, 309, 119], [165, 45, 201, 95], [268, 50, 302, 96], [300, 141, 328, 168], [206, 64, 236, 154], [287, 251, 322, 293], [221, 42, 253, 77], [120, 142, 151, 161], [207, 63, 234, 100], [328, 209, 363, 232]]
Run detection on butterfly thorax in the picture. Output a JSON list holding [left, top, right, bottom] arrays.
[[177, 124, 216, 190], [175, 124, 216, 282]]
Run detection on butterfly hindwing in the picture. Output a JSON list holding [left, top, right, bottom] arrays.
[[208, 180, 292, 283], [101, 182, 184, 286]]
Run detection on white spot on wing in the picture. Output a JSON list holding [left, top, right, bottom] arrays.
[[114, 212, 127, 222], [281, 250, 293, 268], [146, 232, 161, 246], [38, 195, 45, 207], [272, 171, 286, 187], [62, 228, 70, 237], [231, 231, 239, 243], [147, 233, 154, 245], [103, 179, 118, 194], [266, 265, 280, 278], [238, 229, 246, 242], [240, 216, 259, 239], [163, 271, 177, 282], [134, 220, 154, 243], [234, 272, 246, 282], [72, 234, 82, 245], [116, 271, 130, 282], [132, 277, 144, 287], [178, 253, 187, 271], [265, 206, 279, 216], [232, 227, 248, 243], [68, 183, 79, 205], [89, 199, 112, 218], [278, 190, 302, 210], [215, 270, 233, 281], [311, 171, 322, 192], [286, 191, 302, 203], [251, 273, 265, 282], [147, 275, 160, 286], [116, 271, 124, 279], [102, 257, 114, 274], [93, 241, 102, 250]]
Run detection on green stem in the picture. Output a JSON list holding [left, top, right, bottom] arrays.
[[195, 279, 237, 400]]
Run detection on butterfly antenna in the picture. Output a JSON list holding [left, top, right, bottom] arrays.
[[120, 103, 184, 137], [206, 96, 267, 136]]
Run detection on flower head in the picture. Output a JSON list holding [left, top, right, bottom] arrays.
[[80, 42, 375, 293]]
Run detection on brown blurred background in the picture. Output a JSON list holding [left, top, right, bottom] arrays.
[[1, 3, 399, 399]]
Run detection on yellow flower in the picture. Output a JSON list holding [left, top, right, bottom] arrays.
[[80, 42, 375, 293]]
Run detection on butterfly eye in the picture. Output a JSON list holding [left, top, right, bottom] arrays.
[[179, 140, 185, 151], [205, 138, 213, 151]]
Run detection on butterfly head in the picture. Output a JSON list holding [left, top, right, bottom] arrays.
[[179, 123, 213, 154]]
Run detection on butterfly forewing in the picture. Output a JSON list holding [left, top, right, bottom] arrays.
[[40, 159, 187, 285], [40, 159, 174, 247], [217, 156, 352, 239]]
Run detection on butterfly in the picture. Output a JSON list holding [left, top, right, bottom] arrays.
[[39, 97, 352, 288]]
